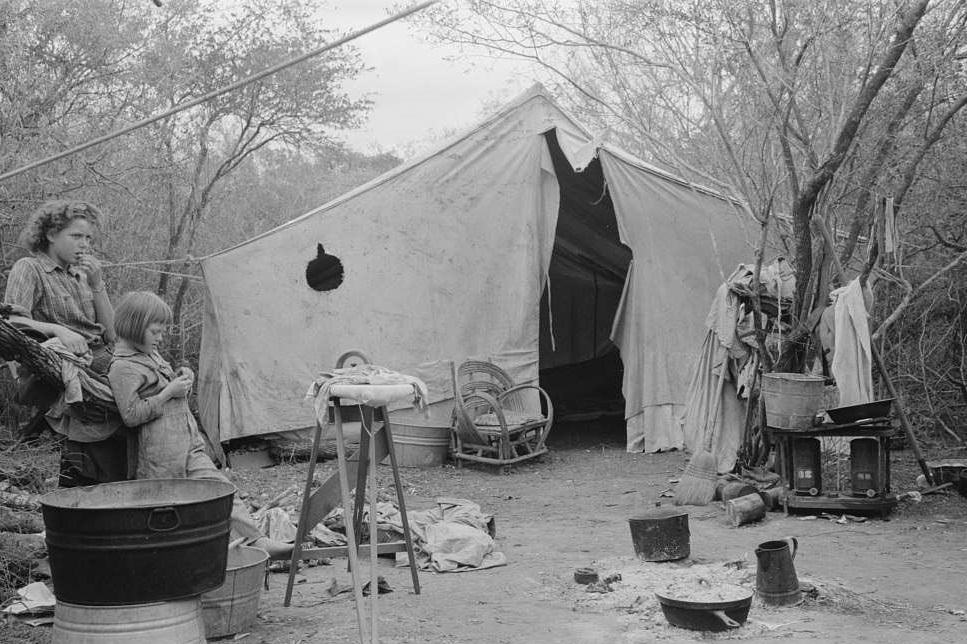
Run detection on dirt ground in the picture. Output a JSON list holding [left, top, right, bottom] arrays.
[[4, 421, 966, 643], [234, 422, 967, 644]]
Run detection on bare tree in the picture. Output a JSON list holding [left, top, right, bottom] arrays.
[[420, 0, 966, 358]]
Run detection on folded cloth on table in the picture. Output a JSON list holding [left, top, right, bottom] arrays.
[[305, 365, 429, 436]]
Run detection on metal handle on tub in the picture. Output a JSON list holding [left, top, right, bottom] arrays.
[[710, 610, 741, 628], [147, 506, 181, 532]]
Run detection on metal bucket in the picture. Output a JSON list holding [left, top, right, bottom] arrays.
[[41, 479, 235, 605], [628, 508, 690, 561], [52, 597, 205, 643], [761, 373, 825, 429], [202, 546, 268, 639], [389, 421, 451, 467]]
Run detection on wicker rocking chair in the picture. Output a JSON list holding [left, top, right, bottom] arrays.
[[449, 360, 554, 469]]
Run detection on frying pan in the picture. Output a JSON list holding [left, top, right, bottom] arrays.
[[655, 585, 753, 631]]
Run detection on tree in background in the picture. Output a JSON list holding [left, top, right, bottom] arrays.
[[1, 0, 385, 366], [419, 0, 967, 443]]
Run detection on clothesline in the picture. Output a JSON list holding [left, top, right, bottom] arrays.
[[101, 256, 204, 268], [109, 265, 203, 281]]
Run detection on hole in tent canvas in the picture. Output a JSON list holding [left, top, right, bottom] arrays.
[[305, 242, 344, 291]]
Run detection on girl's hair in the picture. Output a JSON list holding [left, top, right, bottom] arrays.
[[114, 291, 172, 344], [19, 200, 103, 252]]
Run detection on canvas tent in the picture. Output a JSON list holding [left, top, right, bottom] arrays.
[[198, 84, 754, 453]]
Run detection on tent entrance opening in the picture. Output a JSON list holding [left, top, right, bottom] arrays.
[[538, 130, 632, 423]]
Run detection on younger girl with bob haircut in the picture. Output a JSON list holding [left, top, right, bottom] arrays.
[[108, 291, 291, 559]]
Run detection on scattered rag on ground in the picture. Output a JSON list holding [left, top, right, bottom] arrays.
[[323, 500, 404, 542], [388, 497, 505, 573], [829, 278, 874, 407], [1, 581, 55, 617], [255, 506, 298, 544], [319, 497, 504, 572], [305, 364, 429, 437]]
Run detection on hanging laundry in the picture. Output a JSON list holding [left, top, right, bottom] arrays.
[[829, 279, 874, 406]]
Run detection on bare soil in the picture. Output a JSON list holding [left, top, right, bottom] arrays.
[[3, 421, 966, 643]]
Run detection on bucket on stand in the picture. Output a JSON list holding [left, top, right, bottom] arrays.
[[53, 598, 206, 644], [761, 373, 825, 430], [628, 508, 690, 561], [202, 545, 269, 639]]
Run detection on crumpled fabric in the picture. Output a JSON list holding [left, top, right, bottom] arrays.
[[678, 330, 745, 474], [399, 497, 505, 573], [322, 501, 403, 545], [42, 337, 113, 405], [255, 506, 298, 544], [305, 364, 429, 436], [830, 278, 873, 406], [725, 259, 797, 305]]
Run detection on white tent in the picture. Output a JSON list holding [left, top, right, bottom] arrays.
[[198, 84, 754, 452]]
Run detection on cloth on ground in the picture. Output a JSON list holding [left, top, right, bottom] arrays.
[[400, 497, 505, 572], [305, 364, 429, 437], [320, 496, 504, 572], [255, 506, 298, 544], [829, 278, 873, 407], [323, 500, 404, 538], [1, 582, 55, 617]]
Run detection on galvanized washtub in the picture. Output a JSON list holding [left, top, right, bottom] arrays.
[[41, 479, 235, 605]]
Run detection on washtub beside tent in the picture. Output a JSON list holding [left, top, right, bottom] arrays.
[[197, 83, 754, 455]]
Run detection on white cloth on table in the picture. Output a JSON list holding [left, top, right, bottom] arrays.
[[305, 364, 429, 437]]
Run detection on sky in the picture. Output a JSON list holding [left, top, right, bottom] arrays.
[[321, 1, 534, 157]]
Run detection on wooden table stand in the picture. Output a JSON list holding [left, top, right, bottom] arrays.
[[283, 399, 421, 643]]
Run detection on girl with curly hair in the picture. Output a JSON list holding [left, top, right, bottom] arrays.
[[3, 199, 124, 486]]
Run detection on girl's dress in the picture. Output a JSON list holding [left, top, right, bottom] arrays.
[[108, 347, 217, 480], [108, 346, 260, 542]]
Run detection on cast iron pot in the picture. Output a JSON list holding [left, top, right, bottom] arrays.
[[655, 586, 753, 631], [41, 479, 235, 605]]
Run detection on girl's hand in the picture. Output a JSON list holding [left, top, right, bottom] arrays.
[[53, 327, 89, 355], [164, 374, 193, 399], [176, 366, 195, 386], [75, 253, 105, 290]]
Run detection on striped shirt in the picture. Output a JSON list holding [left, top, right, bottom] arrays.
[[3, 252, 106, 343]]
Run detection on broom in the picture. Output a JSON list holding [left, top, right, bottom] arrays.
[[675, 364, 727, 506]]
